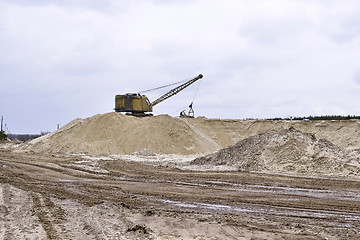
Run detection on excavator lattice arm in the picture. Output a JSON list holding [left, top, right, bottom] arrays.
[[150, 74, 203, 107]]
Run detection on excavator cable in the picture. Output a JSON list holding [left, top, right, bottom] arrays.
[[181, 78, 201, 117], [150, 74, 202, 107], [139, 78, 190, 94], [167, 105, 190, 115], [149, 78, 201, 103], [192, 79, 201, 102]]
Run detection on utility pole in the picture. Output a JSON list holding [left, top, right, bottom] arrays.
[[0, 116, 5, 140]]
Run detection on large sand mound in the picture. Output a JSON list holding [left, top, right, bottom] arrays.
[[191, 127, 360, 178], [17, 113, 221, 155]]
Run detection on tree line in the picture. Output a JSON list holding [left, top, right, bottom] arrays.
[[266, 115, 360, 121]]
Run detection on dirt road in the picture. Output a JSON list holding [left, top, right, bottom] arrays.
[[1, 149, 360, 239]]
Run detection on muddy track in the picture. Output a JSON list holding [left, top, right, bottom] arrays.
[[31, 192, 69, 239], [1, 150, 360, 239]]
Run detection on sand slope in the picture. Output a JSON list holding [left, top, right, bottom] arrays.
[[192, 127, 360, 178]]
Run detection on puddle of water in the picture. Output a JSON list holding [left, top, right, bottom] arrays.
[[156, 197, 360, 222], [277, 198, 300, 201], [197, 203, 254, 213], [205, 181, 360, 201], [160, 199, 198, 208], [158, 198, 261, 214], [57, 179, 95, 182], [171, 181, 208, 187]]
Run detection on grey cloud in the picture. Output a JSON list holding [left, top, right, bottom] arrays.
[[238, 12, 312, 46], [354, 71, 360, 85], [152, 0, 193, 6], [325, 15, 360, 43], [2, 0, 130, 13]]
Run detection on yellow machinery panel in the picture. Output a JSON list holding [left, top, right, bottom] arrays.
[[115, 94, 152, 113]]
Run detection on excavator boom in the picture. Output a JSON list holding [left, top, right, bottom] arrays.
[[150, 74, 203, 107]]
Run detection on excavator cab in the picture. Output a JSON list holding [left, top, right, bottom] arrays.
[[114, 93, 152, 114]]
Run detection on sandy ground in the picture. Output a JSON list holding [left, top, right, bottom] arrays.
[[1, 148, 360, 239], [15, 114, 360, 156]]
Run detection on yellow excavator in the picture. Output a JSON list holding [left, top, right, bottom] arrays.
[[115, 74, 203, 117]]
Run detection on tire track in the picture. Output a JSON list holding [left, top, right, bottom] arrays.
[[2, 150, 360, 239], [31, 193, 69, 240], [0, 184, 7, 240]]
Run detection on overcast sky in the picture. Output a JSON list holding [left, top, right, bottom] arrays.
[[1, 0, 360, 133]]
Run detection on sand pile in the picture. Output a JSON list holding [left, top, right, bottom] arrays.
[[191, 127, 360, 178], [17, 113, 221, 155], [186, 118, 360, 151]]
